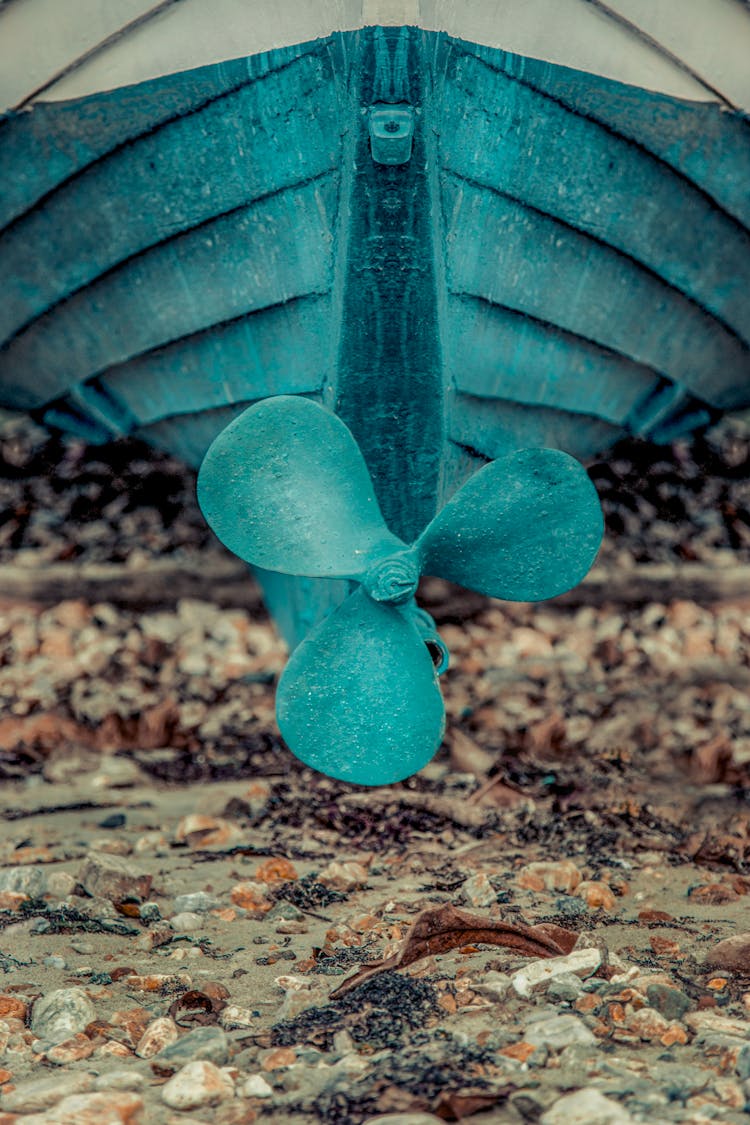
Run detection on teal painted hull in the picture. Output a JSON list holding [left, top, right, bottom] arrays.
[[1, 27, 749, 644]]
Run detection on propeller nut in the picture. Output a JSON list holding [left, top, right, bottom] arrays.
[[362, 553, 419, 605]]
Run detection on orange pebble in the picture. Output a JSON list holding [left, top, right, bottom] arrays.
[[261, 1047, 297, 1071], [0, 998, 26, 1021], [499, 1041, 537, 1063], [254, 858, 299, 884]]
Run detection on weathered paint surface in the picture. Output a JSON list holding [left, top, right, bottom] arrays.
[[1, 27, 749, 643]]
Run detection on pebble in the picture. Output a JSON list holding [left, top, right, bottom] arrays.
[[0, 866, 47, 897], [30, 988, 96, 1045], [135, 1016, 180, 1058], [229, 881, 271, 911], [472, 970, 512, 1002], [219, 1004, 257, 1030], [547, 973, 587, 1003], [138, 902, 161, 923], [459, 872, 496, 908], [1, 1072, 94, 1113], [316, 859, 369, 891], [169, 911, 205, 932], [646, 983, 693, 1022], [45, 1032, 97, 1064], [516, 860, 582, 894], [21, 1090, 144, 1123], [93, 1071, 146, 1092], [524, 1013, 597, 1050], [242, 1074, 274, 1098], [151, 1026, 229, 1073], [512, 948, 602, 998], [575, 880, 617, 911], [540, 1088, 635, 1124], [174, 814, 241, 848], [77, 851, 152, 904], [160, 1060, 234, 1110], [45, 872, 76, 899], [705, 932, 750, 975], [172, 892, 220, 914]]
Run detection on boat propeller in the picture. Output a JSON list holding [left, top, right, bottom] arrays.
[[197, 396, 603, 785]]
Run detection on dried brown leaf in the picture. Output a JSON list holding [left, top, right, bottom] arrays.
[[329, 903, 572, 998]]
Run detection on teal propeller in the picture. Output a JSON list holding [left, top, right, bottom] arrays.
[[197, 395, 603, 785]]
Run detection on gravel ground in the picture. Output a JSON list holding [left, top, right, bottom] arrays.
[[0, 411, 749, 1124]]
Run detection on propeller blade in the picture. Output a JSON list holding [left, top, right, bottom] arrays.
[[276, 588, 445, 785], [417, 448, 603, 601], [197, 396, 404, 577]]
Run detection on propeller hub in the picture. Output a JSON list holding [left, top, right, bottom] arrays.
[[362, 552, 420, 605]]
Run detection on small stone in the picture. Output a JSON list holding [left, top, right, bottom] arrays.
[[685, 1011, 750, 1037], [735, 1042, 750, 1080], [265, 900, 304, 922], [122, 972, 191, 993], [31, 988, 96, 1045], [459, 873, 496, 908], [261, 1046, 297, 1070], [135, 1016, 180, 1059], [77, 852, 152, 904], [152, 1026, 229, 1073], [472, 971, 512, 1002], [2, 1071, 94, 1112], [230, 881, 271, 911], [0, 996, 26, 1021], [705, 933, 750, 975], [499, 1040, 539, 1063], [689, 882, 739, 905], [0, 890, 29, 911], [45, 872, 76, 899], [547, 973, 586, 1003], [516, 860, 582, 894], [575, 880, 617, 911], [174, 815, 241, 848], [659, 1025, 688, 1047], [95, 1041, 133, 1059], [625, 1005, 671, 1040], [46, 1031, 97, 1064], [94, 1071, 146, 1092], [540, 1088, 635, 1124], [70, 939, 95, 954], [110, 1007, 152, 1047], [646, 983, 693, 1022], [44, 956, 67, 970], [512, 948, 602, 998], [242, 1074, 274, 1098], [254, 858, 299, 884], [90, 758, 145, 789], [315, 860, 368, 891], [160, 1060, 233, 1110], [169, 911, 205, 932], [0, 866, 46, 897], [33, 1090, 144, 1123], [524, 1013, 597, 1050], [138, 901, 161, 923], [173, 891, 220, 914], [219, 1004, 256, 1030]]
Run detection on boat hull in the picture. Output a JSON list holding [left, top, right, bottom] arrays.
[[2, 25, 749, 643]]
